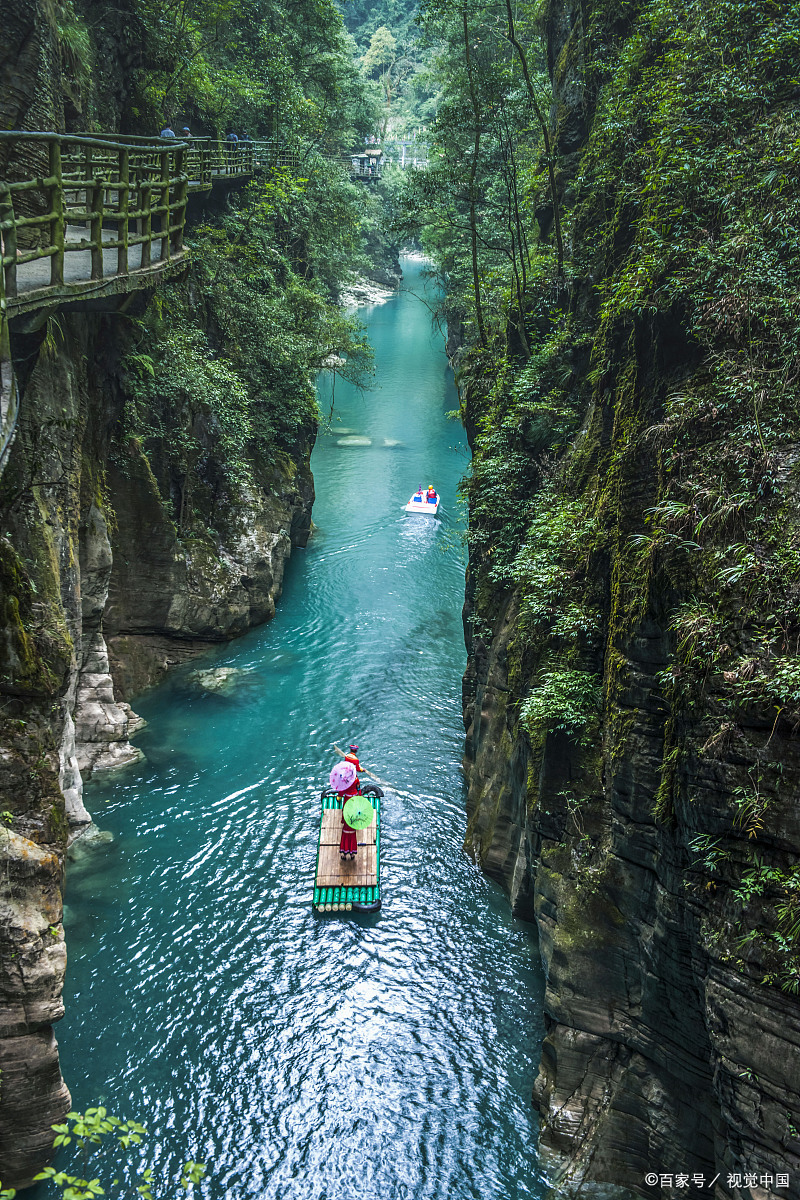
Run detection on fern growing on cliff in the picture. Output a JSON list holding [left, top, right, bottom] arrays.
[[520, 668, 601, 744]]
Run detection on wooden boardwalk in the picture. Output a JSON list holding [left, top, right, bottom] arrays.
[[14, 223, 168, 293], [0, 130, 360, 473], [0, 132, 291, 321], [313, 795, 381, 913]]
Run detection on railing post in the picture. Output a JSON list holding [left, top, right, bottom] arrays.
[[185, 139, 197, 187], [0, 241, 19, 477], [172, 146, 187, 254], [83, 140, 92, 225], [117, 145, 129, 276], [159, 149, 170, 261], [90, 167, 105, 279], [49, 139, 65, 286], [140, 182, 152, 268], [0, 183, 18, 300]]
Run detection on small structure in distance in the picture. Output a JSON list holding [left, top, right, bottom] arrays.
[[349, 147, 384, 181]]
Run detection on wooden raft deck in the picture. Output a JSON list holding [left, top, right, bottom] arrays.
[[313, 793, 381, 913]]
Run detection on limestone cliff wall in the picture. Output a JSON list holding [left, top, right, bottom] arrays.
[[105, 420, 313, 698], [464, 581, 800, 1198], [0, 305, 314, 1187], [460, 1, 800, 1197]]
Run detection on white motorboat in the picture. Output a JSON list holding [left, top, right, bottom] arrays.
[[404, 488, 440, 515]]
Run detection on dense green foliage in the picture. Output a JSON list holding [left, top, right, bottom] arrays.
[[341, 0, 418, 51], [337, 0, 438, 134], [411, 0, 800, 992], [67, 0, 435, 140], [68, 0, 376, 142], [120, 162, 376, 531], [405, 0, 559, 349], [59, 0, 403, 541]]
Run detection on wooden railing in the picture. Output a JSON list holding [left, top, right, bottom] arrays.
[[0, 130, 297, 469], [189, 137, 301, 181], [66, 134, 300, 188], [0, 131, 191, 301], [0, 291, 18, 473], [67, 133, 267, 190], [0, 132, 301, 302]]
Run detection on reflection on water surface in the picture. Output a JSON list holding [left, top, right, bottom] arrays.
[[58, 260, 546, 1200]]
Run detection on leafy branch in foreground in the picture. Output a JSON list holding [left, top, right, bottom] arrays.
[[0, 1108, 206, 1200]]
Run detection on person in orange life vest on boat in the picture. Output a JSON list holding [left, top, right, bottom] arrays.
[[339, 745, 363, 861], [426, 485, 437, 504]]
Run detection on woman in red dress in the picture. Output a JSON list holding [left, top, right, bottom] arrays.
[[339, 745, 363, 861]]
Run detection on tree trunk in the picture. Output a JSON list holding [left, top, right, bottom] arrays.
[[503, 0, 564, 279], [462, 9, 488, 347]]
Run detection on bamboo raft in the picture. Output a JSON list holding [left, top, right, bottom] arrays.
[[313, 789, 382, 913]]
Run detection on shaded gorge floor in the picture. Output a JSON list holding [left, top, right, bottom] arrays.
[[56, 259, 547, 1200]]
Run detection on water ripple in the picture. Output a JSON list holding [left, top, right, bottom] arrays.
[[57, 261, 545, 1200]]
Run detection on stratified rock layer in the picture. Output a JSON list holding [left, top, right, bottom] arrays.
[[459, 3, 800, 1197], [0, 303, 314, 1184], [0, 827, 70, 1187], [464, 587, 800, 1198]]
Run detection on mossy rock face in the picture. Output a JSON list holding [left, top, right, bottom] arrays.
[[0, 538, 71, 698], [452, 0, 800, 1184], [0, 703, 67, 854], [104, 428, 312, 657]]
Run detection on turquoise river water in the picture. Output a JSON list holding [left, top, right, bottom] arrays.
[[57, 258, 546, 1199]]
